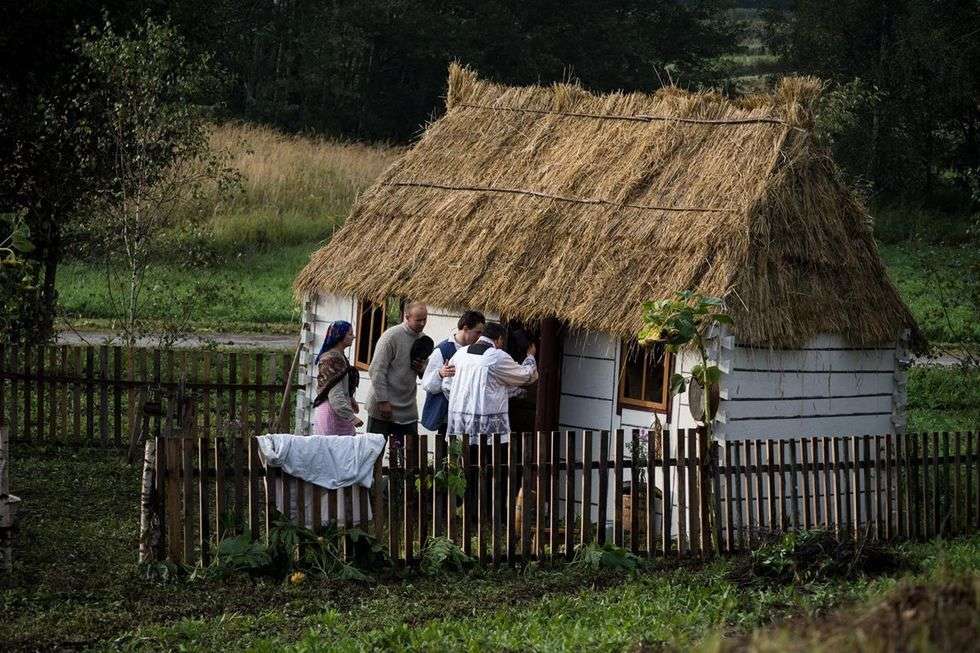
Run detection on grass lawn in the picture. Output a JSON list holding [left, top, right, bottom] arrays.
[[879, 243, 979, 346], [2, 442, 978, 652], [58, 244, 316, 333]]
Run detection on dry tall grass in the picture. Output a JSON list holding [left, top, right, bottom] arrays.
[[189, 123, 398, 250]]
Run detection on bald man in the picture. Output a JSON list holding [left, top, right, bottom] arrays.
[[366, 302, 428, 442]]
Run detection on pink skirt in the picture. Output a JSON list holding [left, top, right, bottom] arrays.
[[313, 401, 356, 436]]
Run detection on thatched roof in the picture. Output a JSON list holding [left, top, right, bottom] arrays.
[[295, 65, 917, 347]]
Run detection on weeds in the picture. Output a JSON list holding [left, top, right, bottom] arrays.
[[727, 530, 907, 587]]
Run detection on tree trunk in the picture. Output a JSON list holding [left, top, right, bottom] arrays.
[[138, 438, 160, 564]]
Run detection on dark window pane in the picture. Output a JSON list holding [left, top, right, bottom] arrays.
[[643, 345, 667, 404], [622, 345, 645, 400]]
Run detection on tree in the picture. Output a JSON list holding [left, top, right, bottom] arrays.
[[766, 0, 980, 203], [0, 3, 136, 343], [78, 16, 237, 346], [164, 0, 742, 142]]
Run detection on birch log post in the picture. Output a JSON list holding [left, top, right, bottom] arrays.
[[1, 425, 20, 573], [139, 438, 161, 564]]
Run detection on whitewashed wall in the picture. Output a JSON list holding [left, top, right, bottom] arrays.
[[722, 334, 908, 439]]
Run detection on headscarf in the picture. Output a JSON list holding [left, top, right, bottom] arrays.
[[316, 320, 352, 363]]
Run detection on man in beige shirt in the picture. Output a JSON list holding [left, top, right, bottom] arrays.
[[366, 302, 427, 440]]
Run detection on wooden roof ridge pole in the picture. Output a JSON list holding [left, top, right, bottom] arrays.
[[534, 317, 562, 435], [454, 102, 797, 128], [384, 180, 739, 214]]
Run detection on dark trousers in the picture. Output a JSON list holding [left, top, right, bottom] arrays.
[[367, 416, 417, 464]]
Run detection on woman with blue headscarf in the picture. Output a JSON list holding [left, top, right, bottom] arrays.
[[312, 321, 361, 435]]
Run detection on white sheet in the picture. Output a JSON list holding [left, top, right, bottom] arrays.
[[256, 433, 386, 490]]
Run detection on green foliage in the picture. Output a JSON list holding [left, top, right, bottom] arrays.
[[419, 536, 474, 575], [164, 0, 741, 142], [767, 0, 980, 204], [639, 290, 732, 403], [214, 533, 272, 574], [418, 438, 467, 498], [572, 542, 640, 571], [880, 243, 980, 348], [730, 530, 906, 587], [73, 15, 239, 346]]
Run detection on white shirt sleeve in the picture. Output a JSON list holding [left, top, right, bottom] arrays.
[[421, 347, 445, 395], [490, 353, 538, 387], [441, 350, 459, 399]]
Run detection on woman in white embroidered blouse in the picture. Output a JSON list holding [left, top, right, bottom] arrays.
[[441, 322, 537, 443]]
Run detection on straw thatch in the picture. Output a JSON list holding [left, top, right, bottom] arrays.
[[295, 65, 917, 347]]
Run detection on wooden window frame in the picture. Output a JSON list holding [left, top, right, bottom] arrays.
[[353, 297, 404, 371], [617, 341, 672, 413]]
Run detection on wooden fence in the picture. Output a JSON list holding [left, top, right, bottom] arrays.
[[148, 429, 979, 566], [0, 344, 297, 447]]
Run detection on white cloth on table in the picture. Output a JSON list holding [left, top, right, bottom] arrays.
[[256, 433, 386, 489], [442, 336, 537, 444]]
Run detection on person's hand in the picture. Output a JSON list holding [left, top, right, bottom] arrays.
[[351, 399, 359, 413], [411, 359, 425, 375], [378, 401, 393, 419], [527, 342, 537, 358], [354, 416, 364, 428], [439, 363, 455, 378]]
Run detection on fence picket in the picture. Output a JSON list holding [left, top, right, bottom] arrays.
[[507, 435, 518, 562], [9, 346, 19, 442], [404, 435, 416, 564], [198, 437, 211, 566], [597, 431, 609, 545], [676, 431, 687, 555], [645, 428, 656, 556], [629, 430, 640, 555], [613, 429, 624, 549], [534, 432, 546, 559], [98, 346, 108, 445], [659, 429, 671, 555], [47, 347, 57, 443], [564, 431, 575, 560], [21, 346, 32, 440], [478, 435, 488, 565], [731, 441, 744, 550], [932, 432, 942, 536], [456, 435, 469, 555], [35, 347, 44, 442], [520, 432, 532, 558], [419, 433, 430, 553], [493, 434, 504, 564], [550, 431, 560, 560], [214, 437, 227, 541], [953, 432, 962, 534], [581, 431, 593, 549]]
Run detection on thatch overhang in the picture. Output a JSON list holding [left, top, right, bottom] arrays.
[[295, 65, 918, 347]]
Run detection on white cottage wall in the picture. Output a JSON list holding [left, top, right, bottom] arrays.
[[722, 334, 908, 439]]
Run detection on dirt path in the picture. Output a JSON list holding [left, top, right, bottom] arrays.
[[55, 329, 297, 351]]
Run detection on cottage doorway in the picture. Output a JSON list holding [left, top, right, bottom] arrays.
[[501, 317, 563, 434], [502, 319, 538, 433]]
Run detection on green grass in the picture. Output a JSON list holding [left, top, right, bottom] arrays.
[[907, 365, 980, 432], [58, 244, 315, 331], [3, 446, 978, 652], [879, 243, 979, 345]]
